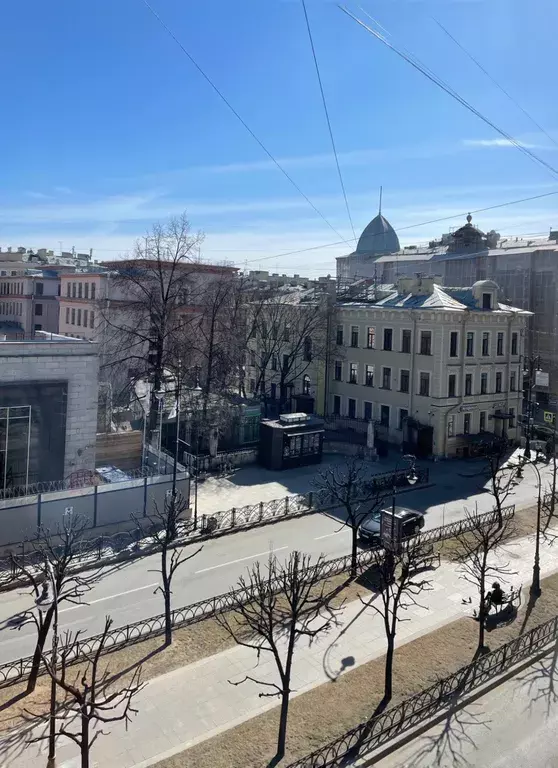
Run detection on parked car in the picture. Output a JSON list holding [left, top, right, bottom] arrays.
[[358, 505, 425, 544]]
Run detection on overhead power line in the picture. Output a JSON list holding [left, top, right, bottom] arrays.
[[340, 6, 558, 181], [301, 0, 356, 241], [141, 0, 351, 244], [432, 17, 558, 150]]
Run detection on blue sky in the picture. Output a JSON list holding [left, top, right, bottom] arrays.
[[1, 0, 557, 273]]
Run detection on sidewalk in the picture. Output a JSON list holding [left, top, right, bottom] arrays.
[[4, 527, 558, 768]]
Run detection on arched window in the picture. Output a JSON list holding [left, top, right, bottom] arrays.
[[302, 375, 311, 395]]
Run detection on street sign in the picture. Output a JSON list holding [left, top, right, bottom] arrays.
[[380, 510, 403, 553], [535, 371, 550, 387], [544, 411, 556, 424]]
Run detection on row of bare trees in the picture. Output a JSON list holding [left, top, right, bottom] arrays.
[[10, 442, 552, 765], [98, 212, 334, 445]]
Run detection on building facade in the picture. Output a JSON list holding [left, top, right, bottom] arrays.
[[0, 333, 99, 491], [330, 276, 530, 458]]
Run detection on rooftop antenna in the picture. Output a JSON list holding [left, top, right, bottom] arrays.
[[378, 186, 383, 216]]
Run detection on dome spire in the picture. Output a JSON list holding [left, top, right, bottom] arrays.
[[378, 185, 383, 216]]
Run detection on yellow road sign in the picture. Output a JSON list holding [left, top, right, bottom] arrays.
[[544, 411, 556, 423]]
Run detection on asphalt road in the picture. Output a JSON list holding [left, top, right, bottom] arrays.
[[376, 648, 558, 768], [0, 452, 552, 665]]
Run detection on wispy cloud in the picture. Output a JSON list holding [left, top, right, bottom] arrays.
[[54, 186, 72, 195], [25, 191, 52, 200], [462, 138, 541, 149]]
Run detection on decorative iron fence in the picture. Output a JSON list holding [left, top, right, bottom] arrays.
[[0, 504, 512, 688], [287, 591, 555, 767]]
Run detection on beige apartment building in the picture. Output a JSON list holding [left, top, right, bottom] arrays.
[[58, 270, 108, 340], [330, 276, 531, 458], [0, 271, 60, 335]]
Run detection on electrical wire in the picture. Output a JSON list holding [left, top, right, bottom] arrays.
[[141, 0, 351, 244], [340, 6, 558, 181], [432, 17, 558, 150], [301, 0, 356, 241]]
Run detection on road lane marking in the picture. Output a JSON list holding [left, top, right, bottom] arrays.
[[314, 530, 345, 540], [194, 547, 288, 575], [59, 583, 159, 613]]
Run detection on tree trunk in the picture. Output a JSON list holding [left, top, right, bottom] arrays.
[[162, 549, 172, 646], [350, 525, 358, 579], [27, 613, 52, 692], [81, 714, 89, 768], [383, 634, 395, 706], [477, 572, 486, 652], [276, 690, 290, 761]]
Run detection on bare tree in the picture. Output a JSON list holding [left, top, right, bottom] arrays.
[[246, 287, 333, 415], [452, 507, 515, 653], [361, 540, 434, 713], [12, 515, 100, 692], [216, 551, 340, 763], [100, 212, 205, 442], [133, 494, 201, 646], [26, 617, 144, 768], [484, 440, 519, 526], [313, 459, 388, 578]]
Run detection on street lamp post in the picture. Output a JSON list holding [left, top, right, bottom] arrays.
[[35, 561, 59, 766], [518, 456, 543, 596], [524, 355, 542, 460]]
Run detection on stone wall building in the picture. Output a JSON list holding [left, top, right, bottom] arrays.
[[0, 333, 99, 490], [331, 275, 530, 458]]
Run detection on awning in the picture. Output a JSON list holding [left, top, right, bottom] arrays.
[[285, 430, 324, 438]]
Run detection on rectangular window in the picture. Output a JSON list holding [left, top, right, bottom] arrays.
[[270, 383, 277, 400], [271, 355, 278, 371], [364, 401, 373, 421], [349, 363, 358, 384], [71, 308, 76, 325], [466, 332, 474, 357], [511, 332, 518, 356], [84, 283, 89, 299], [271, 324, 278, 341], [66, 307, 70, 324], [333, 395, 341, 415], [380, 405, 390, 427], [398, 408, 408, 430], [348, 398, 356, 419], [383, 328, 393, 351], [509, 407, 515, 428], [249, 379, 256, 393], [336, 325, 344, 345], [495, 372, 502, 393], [250, 350, 256, 367], [419, 331, 432, 355], [78, 283, 83, 299], [365, 364, 374, 387], [448, 374, 456, 398], [400, 369, 410, 393], [482, 332, 489, 356], [482, 293, 492, 309], [448, 415, 455, 437], [480, 372, 488, 394], [401, 329, 411, 353], [83, 309, 88, 327], [463, 413, 471, 434], [67, 283, 71, 297], [419, 372, 430, 396], [510, 371, 516, 391], [35, 303, 43, 316], [91, 283, 96, 300], [367, 327, 376, 349], [480, 411, 486, 432], [350, 325, 359, 348], [465, 373, 472, 396], [35, 282, 43, 296], [283, 324, 290, 342], [382, 367, 391, 390], [282, 354, 289, 371], [497, 332, 504, 356], [77, 309, 82, 326], [34, 324, 42, 332], [90, 311, 94, 329], [304, 336, 312, 362], [334, 361, 342, 381]]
